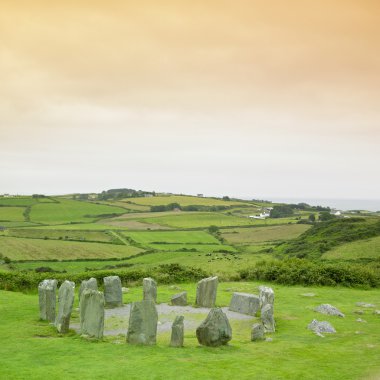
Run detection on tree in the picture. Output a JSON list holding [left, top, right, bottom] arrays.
[[319, 211, 335, 221], [308, 214, 316, 222], [270, 205, 294, 218]]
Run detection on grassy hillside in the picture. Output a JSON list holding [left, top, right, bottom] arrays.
[[276, 218, 380, 260], [0, 207, 26, 222]]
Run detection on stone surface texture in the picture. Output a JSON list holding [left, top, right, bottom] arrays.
[[104, 276, 123, 308], [196, 308, 232, 347], [79, 278, 98, 300], [55, 280, 75, 333], [314, 304, 345, 318], [171, 291, 188, 306], [170, 315, 184, 347], [259, 286, 275, 307], [143, 277, 157, 303], [251, 323, 265, 341], [229, 292, 260, 316], [261, 303, 275, 332], [38, 279, 57, 322], [196, 276, 218, 308], [308, 319, 336, 335], [80, 289, 105, 339], [127, 300, 158, 345]]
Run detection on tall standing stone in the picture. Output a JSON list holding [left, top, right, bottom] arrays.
[[261, 303, 275, 333], [170, 315, 184, 347], [80, 289, 105, 339], [143, 277, 157, 303], [104, 276, 122, 308], [38, 279, 57, 322], [127, 300, 158, 345], [196, 308, 232, 347], [196, 276, 218, 308], [229, 293, 260, 316], [79, 277, 98, 301], [55, 280, 75, 334], [259, 286, 274, 308]]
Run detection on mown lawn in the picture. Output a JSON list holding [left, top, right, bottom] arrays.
[[0, 282, 379, 379]]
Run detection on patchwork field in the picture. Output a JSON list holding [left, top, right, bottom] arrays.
[[0, 207, 26, 222], [0, 236, 143, 260], [222, 224, 311, 244], [29, 199, 126, 224]]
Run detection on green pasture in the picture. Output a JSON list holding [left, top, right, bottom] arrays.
[[0, 236, 143, 261], [6, 229, 114, 243], [126, 195, 250, 207], [322, 236, 380, 261], [1, 282, 379, 379], [222, 224, 311, 244], [0, 207, 26, 222], [145, 243, 236, 252], [122, 230, 219, 245], [29, 198, 126, 224]]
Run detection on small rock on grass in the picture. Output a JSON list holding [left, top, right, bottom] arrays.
[[308, 319, 336, 336], [356, 302, 376, 308], [314, 304, 344, 318], [374, 310, 380, 315], [356, 318, 367, 323], [301, 293, 316, 297]]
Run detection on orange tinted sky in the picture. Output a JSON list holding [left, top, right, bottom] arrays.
[[1, 1, 379, 199]]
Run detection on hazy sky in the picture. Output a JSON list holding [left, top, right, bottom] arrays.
[[1, 0, 379, 199]]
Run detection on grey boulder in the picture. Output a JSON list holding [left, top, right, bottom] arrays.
[[170, 315, 184, 347], [104, 276, 122, 308], [196, 308, 232, 347], [38, 279, 57, 322], [55, 280, 75, 333], [308, 319, 336, 335], [127, 300, 158, 345], [251, 323, 265, 341], [315, 304, 345, 318], [143, 277, 157, 303], [259, 286, 274, 307], [229, 292, 260, 316], [261, 303, 275, 333], [171, 291, 187, 306], [79, 277, 98, 301], [80, 289, 105, 339], [196, 276, 218, 308]]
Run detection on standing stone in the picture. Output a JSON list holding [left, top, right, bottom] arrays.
[[104, 276, 122, 308], [259, 286, 275, 308], [171, 291, 187, 306], [196, 276, 218, 308], [196, 308, 232, 347], [143, 277, 157, 303], [55, 280, 75, 334], [38, 279, 57, 322], [229, 293, 260, 316], [170, 315, 184, 347], [80, 289, 105, 339], [79, 277, 98, 301], [251, 323, 265, 341], [261, 303, 275, 333], [127, 300, 158, 345]]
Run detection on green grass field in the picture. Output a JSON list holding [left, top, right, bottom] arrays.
[[121, 230, 219, 244], [322, 235, 380, 261], [0, 236, 143, 260], [126, 195, 250, 207], [0, 282, 379, 379], [0, 207, 26, 222], [30, 198, 126, 224], [222, 224, 311, 244]]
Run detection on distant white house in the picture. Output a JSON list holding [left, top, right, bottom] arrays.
[[331, 210, 342, 216], [249, 212, 270, 220]]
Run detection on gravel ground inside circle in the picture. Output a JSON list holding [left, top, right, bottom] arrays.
[[71, 303, 256, 336]]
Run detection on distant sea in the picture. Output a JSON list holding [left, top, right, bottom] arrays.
[[243, 198, 380, 212]]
